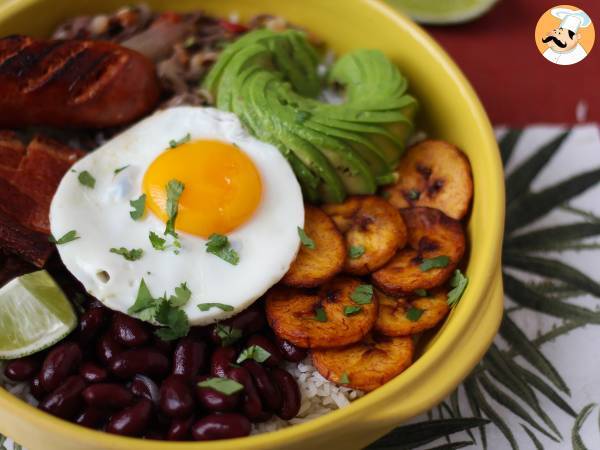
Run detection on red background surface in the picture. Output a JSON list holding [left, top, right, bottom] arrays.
[[425, 0, 600, 125]]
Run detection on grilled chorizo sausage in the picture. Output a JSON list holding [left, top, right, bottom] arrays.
[[0, 35, 160, 128]]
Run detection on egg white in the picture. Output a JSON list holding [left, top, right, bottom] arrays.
[[50, 107, 304, 325]]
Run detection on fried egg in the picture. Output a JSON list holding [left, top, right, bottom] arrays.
[[50, 107, 304, 325]]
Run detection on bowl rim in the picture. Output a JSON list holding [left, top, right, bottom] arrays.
[[0, 0, 505, 448]]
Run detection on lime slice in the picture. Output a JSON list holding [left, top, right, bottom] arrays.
[[386, 0, 499, 25], [0, 270, 77, 360]]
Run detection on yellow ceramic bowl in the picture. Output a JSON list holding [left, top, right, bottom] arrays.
[[0, 1, 504, 449]]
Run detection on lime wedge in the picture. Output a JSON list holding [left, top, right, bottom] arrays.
[[386, 0, 499, 25], [0, 270, 77, 360]]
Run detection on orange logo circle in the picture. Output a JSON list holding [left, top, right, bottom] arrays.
[[534, 4, 595, 65]]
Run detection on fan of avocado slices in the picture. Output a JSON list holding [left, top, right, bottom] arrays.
[[203, 29, 417, 203]]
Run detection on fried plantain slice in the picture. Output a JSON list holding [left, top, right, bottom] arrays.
[[311, 333, 414, 391], [265, 276, 378, 348], [372, 207, 465, 295], [322, 196, 407, 275], [282, 205, 345, 288], [383, 140, 473, 220], [375, 289, 449, 336]]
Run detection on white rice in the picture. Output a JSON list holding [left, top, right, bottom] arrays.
[[0, 358, 361, 437]]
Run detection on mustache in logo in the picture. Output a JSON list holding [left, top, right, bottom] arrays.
[[542, 35, 567, 48]]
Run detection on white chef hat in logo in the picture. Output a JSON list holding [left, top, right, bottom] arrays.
[[551, 7, 592, 33]]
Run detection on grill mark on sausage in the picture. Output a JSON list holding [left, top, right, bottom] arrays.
[[0, 35, 34, 66], [70, 51, 129, 105], [66, 52, 112, 96], [22, 41, 88, 93]]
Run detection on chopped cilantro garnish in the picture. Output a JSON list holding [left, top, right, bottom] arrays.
[[215, 324, 243, 346], [407, 189, 421, 200], [297, 227, 316, 250], [339, 372, 350, 384], [114, 165, 129, 175], [165, 180, 185, 237], [78, 170, 95, 188], [198, 377, 244, 395], [183, 36, 196, 48], [206, 234, 239, 265], [414, 289, 429, 297], [350, 284, 373, 304], [236, 345, 271, 364], [110, 247, 143, 261], [344, 305, 362, 316], [448, 269, 468, 307], [49, 230, 79, 245], [198, 303, 234, 312], [295, 111, 311, 124], [314, 307, 327, 322], [348, 245, 365, 259], [155, 301, 190, 341], [128, 278, 159, 322], [169, 133, 191, 148], [406, 307, 424, 322], [130, 194, 146, 220], [149, 231, 167, 250], [419, 255, 450, 272], [169, 282, 191, 307]]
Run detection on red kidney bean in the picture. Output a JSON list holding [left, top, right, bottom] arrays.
[[39, 375, 85, 419], [191, 413, 251, 441], [130, 375, 160, 403], [210, 306, 266, 345], [82, 383, 133, 409], [4, 356, 39, 381], [194, 375, 240, 412], [271, 367, 301, 420], [110, 348, 169, 380], [106, 398, 153, 437], [167, 416, 194, 441], [245, 334, 283, 367], [30, 375, 46, 401], [40, 342, 82, 391], [210, 346, 237, 378], [75, 407, 110, 429], [79, 362, 108, 383], [274, 336, 307, 363], [112, 313, 151, 347], [78, 307, 106, 346], [228, 366, 263, 420], [243, 360, 281, 412], [96, 333, 124, 365], [152, 335, 175, 356], [173, 337, 207, 380], [145, 430, 166, 440], [159, 375, 195, 418]]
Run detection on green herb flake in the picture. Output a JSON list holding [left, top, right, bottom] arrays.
[[339, 372, 350, 384], [198, 377, 244, 395], [110, 247, 143, 261], [216, 324, 243, 346], [206, 233, 240, 265], [128, 278, 159, 322], [77, 170, 96, 188], [169, 133, 191, 148], [155, 299, 190, 341], [314, 307, 327, 322], [130, 194, 146, 220], [407, 189, 421, 200], [348, 245, 365, 259], [183, 36, 197, 48], [198, 302, 234, 312], [406, 307, 424, 322], [295, 111, 311, 124], [149, 231, 167, 251], [414, 289, 429, 297], [169, 282, 192, 307], [165, 180, 185, 237], [344, 305, 362, 316], [350, 284, 373, 304], [236, 345, 271, 364], [114, 165, 129, 175], [447, 269, 469, 307], [297, 227, 316, 250], [49, 230, 79, 245], [419, 255, 450, 272]]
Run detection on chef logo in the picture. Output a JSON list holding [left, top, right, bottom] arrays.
[[535, 5, 595, 66]]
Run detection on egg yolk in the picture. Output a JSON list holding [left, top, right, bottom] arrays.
[[143, 140, 262, 238]]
